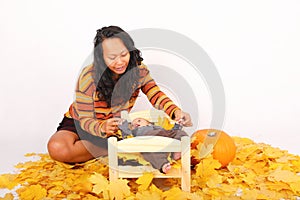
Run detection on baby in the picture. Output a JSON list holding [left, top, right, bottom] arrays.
[[118, 117, 188, 173]]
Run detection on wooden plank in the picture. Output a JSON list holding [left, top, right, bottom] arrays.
[[121, 109, 168, 123], [108, 137, 119, 181], [180, 136, 191, 192], [117, 136, 182, 152]]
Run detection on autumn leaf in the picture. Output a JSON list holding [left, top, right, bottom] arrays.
[[236, 144, 259, 162], [241, 189, 258, 200], [66, 193, 81, 199], [241, 169, 257, 186], [135, 190, 161, 200], [162, 187, 190, 200], [268, 167, 300, 183], [88, 172, 109, 197], [206, 174, 223, 188], [82, 194, 102, 200], [0, 174, 18, 190], [136, 172, 154, 191], [17, 184, 47, 200], [195, 156, 222, 178], [198, 143, 214, 159], [1, 137, 300, 199], [107, 179, 131, 200], [157, 116, 174, 130], [118, 152, 150, 165], [0, 193, 14, 200], [290, 181, 300, 193], [263, 145, 285, 159], [191, 143, 214, 161], [149, 184, 163, 195]]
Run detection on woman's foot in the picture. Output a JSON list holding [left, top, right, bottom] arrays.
[[172, 152, 181, 160], [161, 163, 172, 174]]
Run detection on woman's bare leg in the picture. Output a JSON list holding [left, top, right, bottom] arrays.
[[47, 130, 108, 163]]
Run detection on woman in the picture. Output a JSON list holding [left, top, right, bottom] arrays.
[[47, 26, 192, 163]]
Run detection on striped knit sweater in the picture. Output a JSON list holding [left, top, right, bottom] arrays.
[[65, 63, 180, 138]]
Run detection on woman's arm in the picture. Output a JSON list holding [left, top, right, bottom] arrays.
[[139, 64, 180, 118], [139, 64, 192, 127], [72, 65, 106, 137], [73, 65, 122, 137]]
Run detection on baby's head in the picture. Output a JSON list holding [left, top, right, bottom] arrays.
[[131, 118, 151, 128]]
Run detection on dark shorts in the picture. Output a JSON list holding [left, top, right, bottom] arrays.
[[57, 116, 108, 149]]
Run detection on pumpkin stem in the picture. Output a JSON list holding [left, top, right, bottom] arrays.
[[208, 131, 217, 137]]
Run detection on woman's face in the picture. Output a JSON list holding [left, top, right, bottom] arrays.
[[102, 37, 130, 75]]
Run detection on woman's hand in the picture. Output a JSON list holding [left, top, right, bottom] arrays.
[[174, 110, 193, 127], [101, 118, 123, 135]]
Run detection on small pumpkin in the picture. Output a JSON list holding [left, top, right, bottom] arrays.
[[191, 129, 236, 167]]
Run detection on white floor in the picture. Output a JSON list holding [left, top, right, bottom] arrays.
[[0, 137, 48, 174]]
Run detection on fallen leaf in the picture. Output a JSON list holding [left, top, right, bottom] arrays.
[[136, 172, 154, 191], [107, 179, 131, 200]]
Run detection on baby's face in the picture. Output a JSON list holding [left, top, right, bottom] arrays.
[[131, 118, 151, 128]]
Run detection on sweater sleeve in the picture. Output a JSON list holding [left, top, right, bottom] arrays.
[[73, 65, 106, 138], [139, 64, 181, 118]]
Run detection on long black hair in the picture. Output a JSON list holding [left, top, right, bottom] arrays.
[[93, 26, 143, 107]]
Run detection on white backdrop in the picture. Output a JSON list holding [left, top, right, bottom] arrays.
[[1, 0, 300, 173]]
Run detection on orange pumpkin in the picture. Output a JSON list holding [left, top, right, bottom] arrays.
[[191, 129, 236, 167]]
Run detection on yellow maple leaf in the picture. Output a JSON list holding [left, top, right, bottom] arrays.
[[241, 189, 258, 200], [69, 173, 92, 194], [136, 172, 154, 191], [202, 187, 220, 198], [118, 153, 150, 165], [88, 172, 109, 196], [290, 181, 300, 193], [47, 187, 64, 197], [241, 170, 257, 186], [206, 173, 223, 188], [233, 137, 254, 145], [55, 160, 77, 169], [257, 188, 279, 199], [82, 194, 101, 200], [188, 192, 204, 200], [195, 156, 221, 178], [191, 142, 215, 170], [17, 184, 47, 200], [157, 116, 174, 130], [268, 167, 300, 183], [0, 193, 14, 200], [162, 187, 190, 200], [197, 143, 214, 159], [244, 160, 267, 174], [275, 155, 297, 163], [262, 181, 290, 192], [236, 144, 259, 162], [263, 145, 285, 159], [0, 174, 18, 190], [219, 184, 238, 195], [135, 190, 161, 200], [66, 193, 81, 199], [149, 184, 163, 195], [107, 179, 131, 200], [1, 136, 300, 199]]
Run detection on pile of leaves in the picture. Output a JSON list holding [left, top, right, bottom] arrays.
[[1, 137, 300, 200]]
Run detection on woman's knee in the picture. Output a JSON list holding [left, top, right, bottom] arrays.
[[47, 130, 78, 162], [47, 138, 71, 162]]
